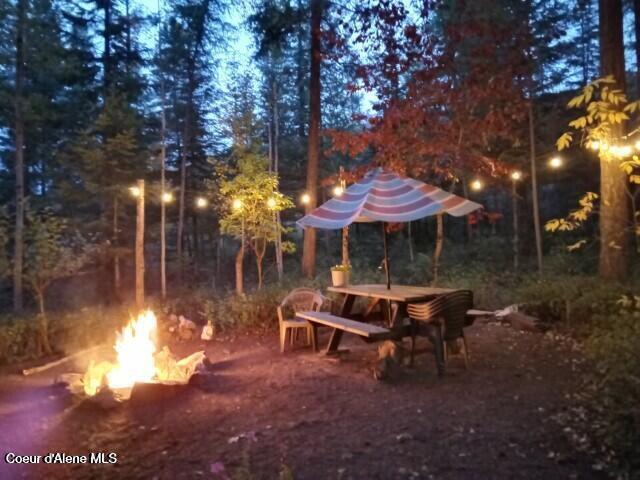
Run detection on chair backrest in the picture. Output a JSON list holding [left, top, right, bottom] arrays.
[[441, 290, 473, 341], [280, 288, 325, 315], [407, 295, 448, 322]]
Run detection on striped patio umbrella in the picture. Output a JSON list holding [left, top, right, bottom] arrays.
[[297, 168, 483, 288]]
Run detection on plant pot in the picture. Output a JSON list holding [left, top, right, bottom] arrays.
[[331, 270, 349, 287]]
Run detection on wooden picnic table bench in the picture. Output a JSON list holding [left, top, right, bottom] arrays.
[[296, 311, 402, 355]]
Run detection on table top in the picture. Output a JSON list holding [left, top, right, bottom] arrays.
[[327, 284, 458, 302]]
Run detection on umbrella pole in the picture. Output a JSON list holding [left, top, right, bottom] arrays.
[[382, 222, 391, 290]]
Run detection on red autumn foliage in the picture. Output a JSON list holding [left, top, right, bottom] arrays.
[[327, 0, 529, 182]]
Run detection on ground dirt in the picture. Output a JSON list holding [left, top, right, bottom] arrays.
[[0, 320, 603, 480]]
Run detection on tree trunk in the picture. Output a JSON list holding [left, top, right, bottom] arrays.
[[103, 0, 112, 92], [432, 214, 444, 284], [113, 197, 120, 291], [235, 242, 244, 296], [598, 0, 630, 281], [528, 102, 543, 274], [135, 179, 145, 309], [36, 289, 52, 355], [13, 0, 26, 313], [273, 81, 283, 280], [408, 222, 414, 262], [634, 0, 640, 95], [177, 133, 187, 272], [296, 0, 306, 137], [302, 0, 322, 278], [512, 179, 519, 273]]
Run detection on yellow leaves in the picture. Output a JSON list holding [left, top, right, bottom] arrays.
[[544, 218, 576, 232], [623, 100, 640, 114], [556, 132, 572, 151], [568, 117, 588, 129], [579, 192, 598, 206], [546, 192, 597, 234], [567, 240, 587, 252], [567, 93, 586, 109], [630, 175, 640, 184]]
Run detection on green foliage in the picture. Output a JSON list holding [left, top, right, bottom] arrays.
[[22, 209, 95, 301], [571, 305, 640, 476], [0, 207, 9, 278], [0, 305, 127, 365]]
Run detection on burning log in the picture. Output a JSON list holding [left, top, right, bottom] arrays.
[[53, 310, 209, 406]]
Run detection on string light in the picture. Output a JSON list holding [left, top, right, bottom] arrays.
[[589, 141, 600, 150], [549, 156, 563, 169], [333, 185, 344, 197], [195, 197, 208, 208], [635, 140, 640, 151], [471, 179, 483, 191], [267, 198, 276, 209], [232, 199, 243, 211], [161, 192, 173, 203], [510, 171, 522, 181], [129, 186, 141, 197], [300, 193, 310, 205]]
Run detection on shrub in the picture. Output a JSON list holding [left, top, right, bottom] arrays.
[[578, 307, 640, 475]]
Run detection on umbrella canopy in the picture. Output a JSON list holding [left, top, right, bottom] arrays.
[[297, 168, 482, 229]]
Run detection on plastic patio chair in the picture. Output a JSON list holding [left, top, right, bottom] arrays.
[[277, 288, 326, 353], [407, 290, 474, 375]]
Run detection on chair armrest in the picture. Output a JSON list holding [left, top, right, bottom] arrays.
[[277, 306, 284, 324]]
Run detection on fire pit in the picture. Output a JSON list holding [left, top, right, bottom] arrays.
[[60, 310, 208, 406]]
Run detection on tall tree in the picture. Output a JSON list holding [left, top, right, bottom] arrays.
[[301, 0, 322, 278], [13, 0, 26, 312], [598, 0, 630, 280]]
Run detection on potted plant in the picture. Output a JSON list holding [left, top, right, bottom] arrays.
[[330, 264, 351, 287]]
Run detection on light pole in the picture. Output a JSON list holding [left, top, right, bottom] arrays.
[[232, 198, 244, 295], [130, 180, 145, 309], [510, 171, 522, 273]]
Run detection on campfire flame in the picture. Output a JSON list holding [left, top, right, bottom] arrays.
[[83, 310, 206, 397], [107, 310, 157, 390]]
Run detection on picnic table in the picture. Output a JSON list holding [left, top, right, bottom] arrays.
[[328, 284, 458, 327], [298, 284, 459, 355]]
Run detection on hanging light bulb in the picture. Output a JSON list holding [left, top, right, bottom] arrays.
[[589, 140, 600, 150], [161, 192, 173, 203], [267, 198, 276, 209], [549, 157, 563, 169], [471, 179, 483, 191], [510, 171, 522, 181], [333, 185, 344, 197], [300, 193, 310, 205], [129, 186, 141, 197], [232, 199, 242, 210], [195, 197, 208, 208]]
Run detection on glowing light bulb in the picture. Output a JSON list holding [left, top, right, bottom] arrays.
[[129, 186, 141, 197], [232, 199, 242, 210], [549, 157, 563, 169], [333, 186, 344, 197], [590, 141, 600, 150], [161, 192, 173, 203], [619, 145, 632, 157], [300, 193, 310, 205], [510, 171, 522, 181], [267, 198, 276, 209], [471, 179, 483, 191], [195, 197, 208, 208], [635, 140, 640, 151]]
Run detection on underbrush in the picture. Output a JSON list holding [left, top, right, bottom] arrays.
[[0, 305, 128, 365], [557, 301, 640, 477]]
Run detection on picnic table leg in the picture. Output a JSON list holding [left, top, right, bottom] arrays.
[[310, 324, 318, 352], [325, 328, 344, 354], [340, 294, 356, 317]]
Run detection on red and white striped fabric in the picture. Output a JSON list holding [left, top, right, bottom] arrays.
[[297, 168, 483, 229]]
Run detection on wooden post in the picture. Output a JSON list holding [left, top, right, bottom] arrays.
[[528, 102, 543, 274], [512, 179, 519, 273], [340, 167, 349, 266], [432, 214, 444, 284], [135, 179, 145, 309]]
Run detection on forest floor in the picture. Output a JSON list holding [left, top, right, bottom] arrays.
[[0, 320, 604, 480]]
